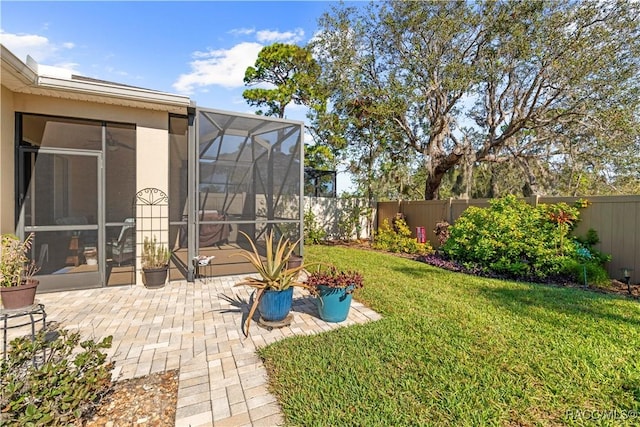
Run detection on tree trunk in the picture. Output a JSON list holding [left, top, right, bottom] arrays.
[[488, 167, 499, 198], [424, 176, 442, 200], [424, 151, 464, 200], [519, 159, 539, 197], [451, 147, 475, 198]]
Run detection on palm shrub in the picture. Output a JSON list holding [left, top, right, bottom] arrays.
[[443, 195, 607, 281]]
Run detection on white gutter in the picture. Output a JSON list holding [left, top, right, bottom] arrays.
[[2, 43, 190, 109], [36, 75, 191, 108], [1, 45, 38, 85]]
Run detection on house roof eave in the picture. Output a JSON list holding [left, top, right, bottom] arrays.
[[1, 44, 38, 87], [36, 75, 191, 110], [1, 43, 191, 112]]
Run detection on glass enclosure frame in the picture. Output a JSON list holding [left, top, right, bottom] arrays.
[[170, 108, 305, 280]]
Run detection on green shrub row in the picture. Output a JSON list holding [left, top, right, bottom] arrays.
[[443, 195, 610, 285]]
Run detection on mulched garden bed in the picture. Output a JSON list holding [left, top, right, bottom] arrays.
[[322, 239, 640, 300], [86, 370, 178, 426]]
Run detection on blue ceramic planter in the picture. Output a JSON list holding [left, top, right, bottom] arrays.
[[316, 285, 354, 322], [258, 287, 294, 321]]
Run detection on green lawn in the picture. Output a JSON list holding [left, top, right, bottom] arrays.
[[258, 245, 640, 426]]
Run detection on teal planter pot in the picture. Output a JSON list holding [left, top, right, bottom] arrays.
[[258, 287, 294, 321], [316, 285, 354, 322]]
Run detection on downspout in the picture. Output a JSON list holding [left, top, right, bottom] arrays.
[[299, 123, 305, 257], [187, 105, 197, 282]]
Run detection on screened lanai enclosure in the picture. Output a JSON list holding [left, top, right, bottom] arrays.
[[169, 108, 304, 280]]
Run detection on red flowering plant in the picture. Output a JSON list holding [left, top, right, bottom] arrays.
[[305, 265, 364, 296]]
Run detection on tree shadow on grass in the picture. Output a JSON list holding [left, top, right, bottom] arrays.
[[478, 285, 640, 328]]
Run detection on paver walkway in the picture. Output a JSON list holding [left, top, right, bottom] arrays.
[[5, 276, 381, 426]]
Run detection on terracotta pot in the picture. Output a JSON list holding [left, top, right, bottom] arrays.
[[0, 279, 40, 310]]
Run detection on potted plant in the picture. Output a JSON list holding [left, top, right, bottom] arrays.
[[0, 233, 40, 309], [234, 230, 308, 336], [141, 236, 170, 289], [306, 266, 364, 322]]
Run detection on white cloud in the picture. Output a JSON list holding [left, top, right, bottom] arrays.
[[256, 28, 304, 44], [105, 66, 129, 77], [229, 27, 255, 37], [0, 30, 75, 64], [173, 26, 307, 95], [231, 95, 248, 105], [173, 42, 263, 93]]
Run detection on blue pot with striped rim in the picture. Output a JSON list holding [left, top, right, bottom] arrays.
[[258, 287, 294, 321]]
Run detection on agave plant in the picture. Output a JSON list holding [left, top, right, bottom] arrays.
[[234, 230, 309, 336]]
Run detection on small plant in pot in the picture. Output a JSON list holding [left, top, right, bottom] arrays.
[[0, 233, 40, 309], [306, 266, 364, 323], [141, 236, 170, 289], [233, 230, 309, 336]]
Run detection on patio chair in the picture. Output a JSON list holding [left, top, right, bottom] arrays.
[[107, 218, 135, 266]]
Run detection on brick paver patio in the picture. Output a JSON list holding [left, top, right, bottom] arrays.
[[3, 276, 381, 426]]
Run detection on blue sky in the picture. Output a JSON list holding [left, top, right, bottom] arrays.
[[1, 1, 338, 120], [1, 0, 360, 192]]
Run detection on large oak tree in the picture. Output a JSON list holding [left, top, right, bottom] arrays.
[[312, 0, 640, 199]]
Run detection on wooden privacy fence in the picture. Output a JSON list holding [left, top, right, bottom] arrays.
[[377, 195, 640, 282]]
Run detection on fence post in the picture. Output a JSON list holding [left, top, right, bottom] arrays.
[[448, 198, 453, 224], [528, 194, 539, 207]]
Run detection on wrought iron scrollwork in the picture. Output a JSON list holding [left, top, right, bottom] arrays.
[[135, 188, 169, 206]]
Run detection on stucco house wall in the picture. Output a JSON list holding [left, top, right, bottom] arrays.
[[0, 85, 16, 233], [1, 44, 189, 287]]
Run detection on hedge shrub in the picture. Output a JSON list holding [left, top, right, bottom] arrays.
[[443, 195, 609, 284]]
